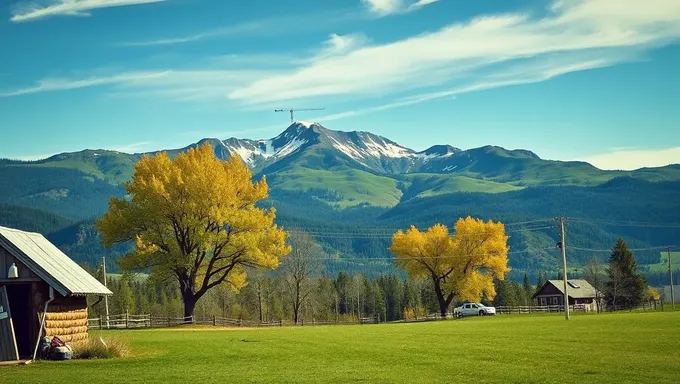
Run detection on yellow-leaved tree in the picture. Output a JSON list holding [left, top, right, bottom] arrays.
[[390, 217, 509, 317], [96, 143, 290, 320]]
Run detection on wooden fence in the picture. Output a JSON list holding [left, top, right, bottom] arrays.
[[496, 305, 587, 314], [496, 301, 662, 315], [87, 313, 369, 330]]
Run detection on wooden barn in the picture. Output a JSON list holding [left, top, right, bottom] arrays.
[[0, 226, 112, 362], [533, 279, 599, 312]]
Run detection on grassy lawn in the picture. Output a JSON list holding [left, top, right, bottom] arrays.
[[5, 312, 680, 384]]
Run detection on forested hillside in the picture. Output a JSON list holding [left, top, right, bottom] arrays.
[[1, 123, 679, 278]]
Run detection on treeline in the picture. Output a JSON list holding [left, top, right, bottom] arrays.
[[85, 267, 549, 322], [0, 166, 124, 220], [0, 203, 74, 234]]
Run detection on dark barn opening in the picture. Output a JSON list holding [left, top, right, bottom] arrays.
[[5, 284, 31, 357]]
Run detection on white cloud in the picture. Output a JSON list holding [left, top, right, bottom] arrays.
[[0, 71, 171, 97], [312, 54, 621, 121], [4, 0, 680, 123], [11, 0, 167, 22], [227, 0, 680, 105], [407, 0, 439, 12], [108, 141, 153, 153], [119, 9, 358, 47], [119, 21, 265, 47], [362, 0, 438, 16], [362, 0, 403, 16], [583, 147, 680, 171], [303, 33, 368, 63]]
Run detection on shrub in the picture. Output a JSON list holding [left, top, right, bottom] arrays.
[[73, 337, 131, 359]]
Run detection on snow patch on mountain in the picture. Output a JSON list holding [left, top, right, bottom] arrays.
[[361, 136, 413, 158], [277, 138, 308, 157], [296, 121, 316, 128]]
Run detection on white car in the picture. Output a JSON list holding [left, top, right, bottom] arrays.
[[454, 303, 496, 318]]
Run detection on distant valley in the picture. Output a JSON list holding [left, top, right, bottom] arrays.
[[1, 122, 679, 278]]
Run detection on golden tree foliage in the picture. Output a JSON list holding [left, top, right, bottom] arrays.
[[390, 217, 509, 316], [96, 143, 290, 317], [647, 286, 661, 302]]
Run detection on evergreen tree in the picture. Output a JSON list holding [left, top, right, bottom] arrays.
[[605, 238, 647, 309], [536, 271, 547, 292], [118, 274, 136, 314]]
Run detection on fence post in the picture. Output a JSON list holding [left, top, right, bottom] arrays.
[[213, 315, 217, 327], [99, 317, 102, 330], [125, 311, 129, 329], [279, 319, 282, 327]]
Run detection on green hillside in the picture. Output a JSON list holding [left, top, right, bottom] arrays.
[[646, 252, 680, 273], [0, 203, 74, 234], [401, 174, 522, 200], [12, 150, 141, 184], [268, 168, 403, 208]]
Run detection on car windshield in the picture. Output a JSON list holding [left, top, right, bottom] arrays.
[[476, 303, 485, 307]]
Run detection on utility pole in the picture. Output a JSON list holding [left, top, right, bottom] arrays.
[[102, 256, 110, 328], [559, 217, 570, 320], [669, 247, 675, 310]]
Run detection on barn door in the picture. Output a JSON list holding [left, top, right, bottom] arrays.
[[0, 286, 19, 361]]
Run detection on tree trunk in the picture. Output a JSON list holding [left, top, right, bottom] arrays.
[[294, 280, 301, 324], [432, 277, 453, 318], [257, 283, 263, 323], [182, 293, 196, 323]]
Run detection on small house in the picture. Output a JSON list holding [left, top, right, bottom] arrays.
[[533, 279, 599, 312], [0, 226, 112, 361]]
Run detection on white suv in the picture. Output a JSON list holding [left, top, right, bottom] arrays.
[[454, 303, 496, 318]]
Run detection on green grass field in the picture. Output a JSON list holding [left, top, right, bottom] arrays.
[[6, 312, 680, 383], [645, 252, 680, 273]]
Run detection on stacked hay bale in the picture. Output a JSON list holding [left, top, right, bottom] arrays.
[[42, 304, 88, 345]]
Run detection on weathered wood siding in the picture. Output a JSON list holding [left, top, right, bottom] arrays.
[[0, 246, 38, 282]]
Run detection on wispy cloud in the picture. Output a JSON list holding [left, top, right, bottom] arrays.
[[119, 9, 359, 47], [228, 0, 680, 105], [583, 147, 680, 171], [4, 0, 680, 125], [0, 71, 171, 97], [108, 141, 153, 153], [313, 54, 621, 121], [119, 21, 264, 47], [361, 0, 439, 17], [10, 0, 167, 23]]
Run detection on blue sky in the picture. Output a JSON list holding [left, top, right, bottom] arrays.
[[1, 0, 679, 170]]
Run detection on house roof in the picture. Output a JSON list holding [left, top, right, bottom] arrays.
[[535, 279, 598, 299], [0, 226, 112, 297]]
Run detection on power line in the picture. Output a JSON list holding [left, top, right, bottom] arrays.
[[287, 247, 554, 262], [290, 225, 556, 238], [568, 245, 676, 253], [567, 218, 680, 228], [287, 218, 557, 234]]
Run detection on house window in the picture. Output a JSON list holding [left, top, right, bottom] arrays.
[[551, 297, 559, 305]]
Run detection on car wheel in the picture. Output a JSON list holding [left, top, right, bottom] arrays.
[[479, 310, 484, 316]]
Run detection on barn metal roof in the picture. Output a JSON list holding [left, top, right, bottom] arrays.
[[534, 279, 598, 299], [0, 226, 112, 297]]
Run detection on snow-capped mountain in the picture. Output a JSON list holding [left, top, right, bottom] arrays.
[[216, 121, 464, 175]]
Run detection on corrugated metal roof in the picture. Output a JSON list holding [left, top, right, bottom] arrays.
[[0, 226, 112, 296], [542, 279, 598, 299]]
